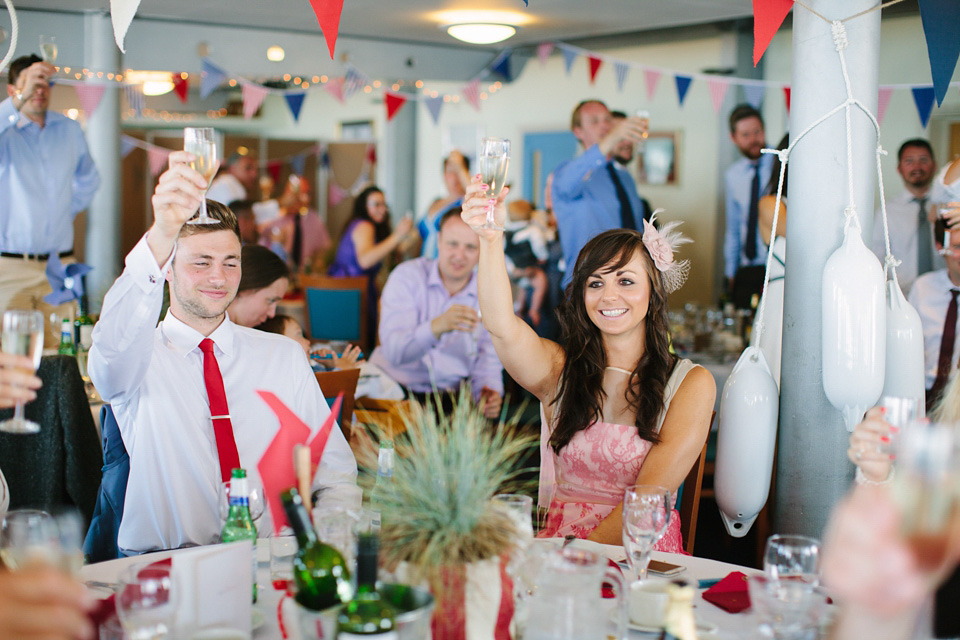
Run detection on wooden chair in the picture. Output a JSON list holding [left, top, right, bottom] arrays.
[[314, 368, 361, 427], [300, 274, 369, 353], [353, 397, 415, 441], [677, 410, 715, 556]]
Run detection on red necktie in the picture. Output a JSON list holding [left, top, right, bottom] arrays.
[[199, 338, 241, 483], [931, 289, 959, 404]]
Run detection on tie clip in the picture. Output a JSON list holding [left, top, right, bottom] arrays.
[[211, 414, 232, 420]]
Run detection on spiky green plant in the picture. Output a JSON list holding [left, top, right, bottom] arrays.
[[359, 386, 536, 585]]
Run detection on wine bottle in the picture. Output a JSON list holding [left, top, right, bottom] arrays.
[[659, 581, 698, 640], [281, 488, 353, 611], [221, 468, 258, 603], [74, 295, 95, 351], [57, 318, 75, 356], [337, 533, 397, 638]]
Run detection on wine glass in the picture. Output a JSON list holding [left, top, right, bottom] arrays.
[[748, 573, 828, 639], [183, 127, 220, 225], [0, 509, 59, 570], [635, 109, 650, 150], [621, 485, 671, 584], [39, 35, 57, 64], [764, 534, 820, 586], [478, 137, 511, 231], [0, 310, 44, 434], [219, 478, 266, 524], [116, 563, 178, 639]]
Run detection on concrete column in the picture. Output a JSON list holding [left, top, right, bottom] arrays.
[[83, 12, 121, 312], [383, 93, 417, 221], [775, 0, 880, 536]]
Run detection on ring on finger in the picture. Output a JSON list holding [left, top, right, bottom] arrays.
[[855, 450, 863, 462]]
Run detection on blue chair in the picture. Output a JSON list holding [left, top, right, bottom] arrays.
[[301, 274, 369, 352], [83, 404, 129, 563]]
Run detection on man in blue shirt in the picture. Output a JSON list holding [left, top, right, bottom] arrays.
[[723, 104, 773, 301], [0, 54, 100, 345], [551, 100, 648, 288]]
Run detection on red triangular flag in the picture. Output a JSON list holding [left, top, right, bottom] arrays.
[[366, 144, 377, 165], [783, 86, 791, 113], [308, 0, 346, 59], [753, 0, 793, 66], [588, 56, 603, 85], [73, 84, 106, 117], [172, 74, 188, 103], [385, 91, 407, 121]]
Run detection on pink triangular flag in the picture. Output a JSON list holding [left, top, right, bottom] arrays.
[[707, 78, 730, 114], [324, 77, 346, 104], [877, 87, 894, 125], [308, 0, 345, 59], [328, 181, 348, 207], [644, 68, 662, 101], [74, 84, 106, 117], [147, 146, 170, 176], [109, 0, 140, 53], [462, 79, 481, 111], [241, 82, 269, 120], [537, 42, 554, 66]]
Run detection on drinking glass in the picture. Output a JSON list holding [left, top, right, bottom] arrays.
[[183, 127, 220, 225], [621, 485, 671, 584], [635, 109, 650, 150], [0, 509, 59, 570], [935, 203, 960, 257], [876, 395, 918, 454], [218, 478, 266, 523], [53, 509, 85, 575], [478, 137, 511, 231], [0, 310, 44, 434], [116, 563, 178, 639], [748, 574, 827, 639], [39, 35, 57, 64], [764, 534, 821, 587], [493, 493, 534, 541]]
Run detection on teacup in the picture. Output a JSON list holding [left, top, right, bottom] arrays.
[[628, 578, 671, 628]]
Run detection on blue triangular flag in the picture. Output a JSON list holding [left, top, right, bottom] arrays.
[[201, 58, 228, 99], [285, 92, 307, 122], [425, 95, 444, 124], [492, 52, 512, 82], [561, 46, 577, 75], [743, 84, 765, 109], [121, 135, 137, 158], [522, 0, 527, 5], [675, 75, 693, 105], [614, 61, 629, 92], [290, 153, 306, 176], [918, 0, 960, 107], [911, 86, 936, 127], [44, 254, 93, 306]]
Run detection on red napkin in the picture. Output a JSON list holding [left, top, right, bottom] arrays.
[[602, 558, 623, 599], [89, 558, 174, 629], [702, 571, 752, 613]]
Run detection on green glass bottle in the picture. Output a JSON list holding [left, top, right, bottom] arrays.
[[281, 488, 353, 611], [74, 296, 95, 351], [57, 318, 75, 356], [221, 468, 258, 602], [337, 533, 397, 639]]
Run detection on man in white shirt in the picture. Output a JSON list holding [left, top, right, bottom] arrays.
[[872, 139, 939, 295], [89, 153, 358, 554]]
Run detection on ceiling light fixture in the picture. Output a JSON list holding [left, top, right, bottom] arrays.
[[126, 70, 174, 96], [266, 46, 285, 62], [446, 23, 517, 45]]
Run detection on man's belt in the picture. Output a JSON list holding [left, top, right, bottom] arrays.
[[0, 250, 74, 261]]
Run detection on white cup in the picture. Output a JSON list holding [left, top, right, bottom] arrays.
[[628, 579, 671, 627]]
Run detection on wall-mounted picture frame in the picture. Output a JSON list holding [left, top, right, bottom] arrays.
[[340, 120, 375, 141], [636, 131, 679, 185]]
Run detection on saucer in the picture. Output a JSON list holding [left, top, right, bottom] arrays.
[[620, 617, 718, 635]]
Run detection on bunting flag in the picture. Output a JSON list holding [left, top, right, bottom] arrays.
[[462, 79, 481, 111], [385, 91, 407, 121], [911, 86, 936, 127], [201, 58, 228, 99], [308, 0, 346, 59], [918, 0, 960, 106], [74, 84, 106, 117], [109, 0, 140, 53], [123, 84, 144, 116], [284, 92, 307, 122], [644, 68, 661, 101], [365, 144, 377, 165], [743, 83, 766, 109], [121, 136, 137, 158], [753, 0, 793, 66], [613, 61, 629, 92], [491, 52, 513, 82], [344, 67, 368, 99], [783, 86, 791, 113], [561, 46, 577, 75], [328, 180, 348, 206], [537, 42, 554, 66], [706, 78, 729, 113], [172, 74, 188, 103], [424, 95, 444, 124], [241, 82, 269, 120], [675, 75, 692, 106], [290, 153, 307, 176], [147, 146, 170, 176], [877, 87, 894, 125], [320, 148, 330, 168], [323, 76, 346, 104], [587, 56, 603, 85]]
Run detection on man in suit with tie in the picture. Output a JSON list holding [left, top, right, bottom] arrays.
[[551, 100, 649, 289], [908, 228, 960, 410], [723, 104, 773, 306]]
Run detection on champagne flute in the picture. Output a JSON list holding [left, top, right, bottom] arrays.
[[0, 310, 44, 434], [621, 485, 671, 584], [39, 36, 57, 64], [183, 127, 220, 225], [635, 109, 650, 150], [478, 137, 511, 231], [116, 563, 178, 639], [0, 510, 59, 570], [937, 203, 960, 257]]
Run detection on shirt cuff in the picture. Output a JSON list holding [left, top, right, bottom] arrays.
[[128, 233, 174, 294], [411, 319, 438, 350], [0, 97, 18, 125]]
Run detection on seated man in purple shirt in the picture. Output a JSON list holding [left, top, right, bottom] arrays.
[[369, 209, 504, 418]]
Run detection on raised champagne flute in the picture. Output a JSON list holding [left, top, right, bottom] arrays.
[[478, 137, 510, 231], [635, 109, 650, 151], [0, 310, 44, 434], [39, 36, 57, 64], [183, 127, 220, 225]]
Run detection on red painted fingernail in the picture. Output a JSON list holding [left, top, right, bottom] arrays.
[[880, 436, 890, 443], [878, 407, 887, 413]]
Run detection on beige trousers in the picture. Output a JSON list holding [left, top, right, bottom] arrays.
[[0, 256, 77, 348]]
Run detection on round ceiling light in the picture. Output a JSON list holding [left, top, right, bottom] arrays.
[[446, 23, 517, 45], [267, 46, 285, 62]]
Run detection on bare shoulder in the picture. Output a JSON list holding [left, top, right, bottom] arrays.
[[668, 364, 717, 416]]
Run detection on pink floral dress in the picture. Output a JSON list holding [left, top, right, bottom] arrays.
[[537, 359, 697, 553]]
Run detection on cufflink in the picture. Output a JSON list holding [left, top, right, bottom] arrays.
[[148, 274, 157, 284]]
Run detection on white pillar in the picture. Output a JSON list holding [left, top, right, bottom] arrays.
[[83, 12, 121, 312], [775, 0, 880, 535]]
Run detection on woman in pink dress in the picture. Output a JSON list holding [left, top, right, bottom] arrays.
[[462, 179, 715, 552]]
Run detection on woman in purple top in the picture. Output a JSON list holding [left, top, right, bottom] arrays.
[[328, 185, 414, 347]]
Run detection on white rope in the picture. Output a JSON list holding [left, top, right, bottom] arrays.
[[0, 0, 19, 77]]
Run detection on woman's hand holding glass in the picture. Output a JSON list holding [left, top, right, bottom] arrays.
[[848, 407, 895, 483], [461, 175, 510, 240]]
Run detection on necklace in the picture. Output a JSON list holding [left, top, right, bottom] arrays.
[[604, 366, 633, 375]]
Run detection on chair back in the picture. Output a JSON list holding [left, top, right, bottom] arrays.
[[314, 368, 361, 426], [677, 410, 715, 555], [354, 397, 415, 441], [301, 274, 369, 352]]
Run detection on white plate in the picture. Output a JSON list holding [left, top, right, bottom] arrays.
[[616, 616, 718, 635]]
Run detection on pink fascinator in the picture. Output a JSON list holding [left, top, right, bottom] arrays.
[[642, 209, 691, 293]]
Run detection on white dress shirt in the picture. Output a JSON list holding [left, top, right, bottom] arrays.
[[907, 269, 960, 390], [723, 153, 774, 280], [872, 190, 944, 296], [89, 236, 359, 554]]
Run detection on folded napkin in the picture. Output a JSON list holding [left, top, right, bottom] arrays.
[[702, 571, 751, 613], [602, 559, 623, 599], [89, 558, 173, 630]]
